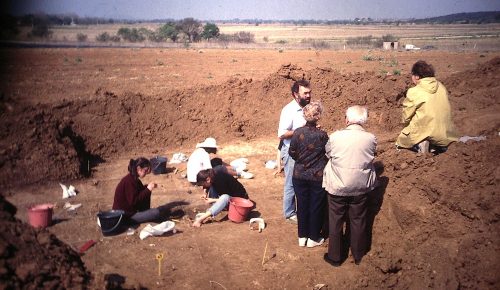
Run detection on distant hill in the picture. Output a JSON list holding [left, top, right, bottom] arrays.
[[413, 11, 500, 24]]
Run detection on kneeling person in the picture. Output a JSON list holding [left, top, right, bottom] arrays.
[[193, 167, 248, 227]]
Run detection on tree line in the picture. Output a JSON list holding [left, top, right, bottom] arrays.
[[0, 14, 257, 43]]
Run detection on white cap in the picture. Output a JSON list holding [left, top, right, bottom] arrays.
[[196, 137, 218, 148]]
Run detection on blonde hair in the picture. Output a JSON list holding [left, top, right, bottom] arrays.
[[346, 105, 368, 125], [303, 101, 323, 123]]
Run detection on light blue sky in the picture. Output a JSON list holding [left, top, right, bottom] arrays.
[[5, 0, 500, 20]]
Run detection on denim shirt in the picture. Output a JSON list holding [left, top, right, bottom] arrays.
[[288, 123, 329, 182]]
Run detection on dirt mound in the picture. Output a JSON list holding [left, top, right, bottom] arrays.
[[372, 137, 500, 289], [0, 63, 409, 188], [0, 195, 91, 288], [444, 57, 500, 136]]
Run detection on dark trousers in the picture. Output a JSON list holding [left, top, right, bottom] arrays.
[[327, 193, 368, 262], [293, 178, 326, 241]]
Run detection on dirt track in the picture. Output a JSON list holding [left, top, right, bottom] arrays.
[[0, 48, 499, 289]]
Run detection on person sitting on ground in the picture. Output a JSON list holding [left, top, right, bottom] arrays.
[[113, 157, 163, 225], [186, 137, 253, 185], [396, 60, 458, 153], [192, 167, 248, 227]]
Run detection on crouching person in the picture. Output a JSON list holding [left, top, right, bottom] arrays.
[[193, 167, 248, 227]]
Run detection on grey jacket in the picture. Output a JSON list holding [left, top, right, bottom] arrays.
[[322, 124, 377, 196]]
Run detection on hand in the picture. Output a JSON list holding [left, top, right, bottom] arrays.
[[147, 183, 157, 191], [204, 198, 217, 204]]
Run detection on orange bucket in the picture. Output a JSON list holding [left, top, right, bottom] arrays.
[[27, 203, 54, 228], [228, 197, 254, 223]]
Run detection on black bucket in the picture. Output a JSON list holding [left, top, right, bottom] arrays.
[[97, 210, 125, 236], [150, 156, 168, 175]]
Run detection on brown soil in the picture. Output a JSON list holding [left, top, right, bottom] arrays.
[[0, 48, 499, 289]]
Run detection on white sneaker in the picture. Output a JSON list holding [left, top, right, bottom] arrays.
[[239, 171, 254, 179], [286, 214, 298, 224], [307, 238, 324, 248], [298, 237, 307, 247]]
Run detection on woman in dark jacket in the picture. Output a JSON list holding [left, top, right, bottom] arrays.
[[113, 157, 159, 224], [289, 101, 329, 248]]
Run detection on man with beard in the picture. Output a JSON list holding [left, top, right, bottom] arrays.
[[277, 79, 312, 223]]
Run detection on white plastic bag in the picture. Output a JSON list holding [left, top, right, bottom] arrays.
[[139, 221, 176, 240]]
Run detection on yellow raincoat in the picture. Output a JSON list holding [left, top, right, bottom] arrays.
[[396, 77, 458, 148]]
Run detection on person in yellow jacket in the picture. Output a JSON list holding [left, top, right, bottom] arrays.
[[396, 60, 459, 153]]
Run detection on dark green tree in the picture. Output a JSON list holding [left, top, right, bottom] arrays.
[[158, 22, 179, 42], [117, 27, 145, 42], [201, 23, 220, 40]]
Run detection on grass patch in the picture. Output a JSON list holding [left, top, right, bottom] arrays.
[[363, 55, 375, 61]]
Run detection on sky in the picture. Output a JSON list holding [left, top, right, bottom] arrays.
[[4, 0, 500, 21]]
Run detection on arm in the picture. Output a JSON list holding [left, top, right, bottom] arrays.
[[135, 180, 153, 204], [274, 146, 283, 175], [288, 131, 299, 160], [324, 138, 333, 158], [277, 105, 294, 140], [279, 130, 294, 140], [401, 91, 425, 125]]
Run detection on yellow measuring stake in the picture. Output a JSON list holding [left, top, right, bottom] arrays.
[[155, 253, 164, 276]]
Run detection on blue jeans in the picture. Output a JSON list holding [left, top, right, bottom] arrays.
[[130, 208, 160, 224], [209, 194, 231, 216], [281, 145, 296, 218]]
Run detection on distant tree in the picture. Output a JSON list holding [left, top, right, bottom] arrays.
[[31, 16, 52, 38], [0, 14, 20, 39], [158, 22, 179, 42], [233, 31, 255, 43], [218, 33, 233, 44], [201, 23, 220, 40], [381, 34, 399, 42], [76, 33, 87, 42], [117, 27, 145, 42], [138, 27, 154, 39], [96, 32, 111, 42], [178, 18, 201, 42]]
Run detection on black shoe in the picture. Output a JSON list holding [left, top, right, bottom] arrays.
[[354, 259, 361, 265], [323, 253, 341, 267]]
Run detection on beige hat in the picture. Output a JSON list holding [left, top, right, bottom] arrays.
[[196, 137, 218, 148]]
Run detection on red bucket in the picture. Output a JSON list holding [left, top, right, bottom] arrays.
[[27, 203, 54, 228], [228, 197, 254, 223]]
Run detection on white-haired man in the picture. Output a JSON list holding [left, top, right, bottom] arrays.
[[322, 105, 378, 267]]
